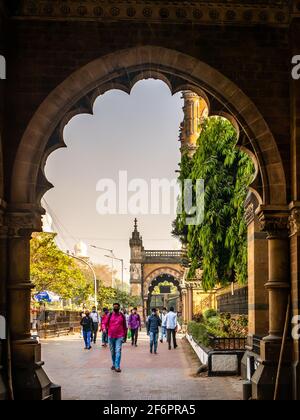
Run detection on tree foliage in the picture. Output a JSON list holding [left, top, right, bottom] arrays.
[[173, 117, 254, 290], [97, 284, 141, 310], [30, 233, 92, 302]]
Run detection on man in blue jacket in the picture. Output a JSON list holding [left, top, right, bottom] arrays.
[[147, 307, 161, 354]]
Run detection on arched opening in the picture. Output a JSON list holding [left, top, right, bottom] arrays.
[[6, 46, 288, 401], [147, 274, 182, 315], [11, 46, 286, 208]]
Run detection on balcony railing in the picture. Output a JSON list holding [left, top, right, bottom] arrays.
[[143, 250, 182, 258]]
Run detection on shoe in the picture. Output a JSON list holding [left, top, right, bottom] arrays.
[[154, 351, 158, 354], [88, 346, 92, 350], [115, 368, 122, 373], [135, 344, 138, 347], [168, 347, 171, 350], [150, 349, 153, 354], [111, 366, 115, 371]]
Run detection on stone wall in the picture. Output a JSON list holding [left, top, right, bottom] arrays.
[[217, 286, 248, 315]]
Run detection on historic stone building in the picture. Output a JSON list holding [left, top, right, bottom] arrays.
[[129, 219, 184, 318], [0, 0, 299, 400]]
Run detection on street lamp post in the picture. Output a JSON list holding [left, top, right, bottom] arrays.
[[65, 251, 98, 309], [90, 245, 115, 288]]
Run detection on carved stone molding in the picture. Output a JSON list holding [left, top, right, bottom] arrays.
[[5, 211, 43, 237], [258, 208, 289, 239], [289, 207, 300, 236], [13, 0, 291, 27], [244, 202, 255, 227]]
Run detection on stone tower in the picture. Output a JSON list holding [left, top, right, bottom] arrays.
[[179, 91, 208, 156], [129, 218, 144, 296]]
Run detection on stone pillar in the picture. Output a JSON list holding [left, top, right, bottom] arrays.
[[0, 202, 8, 400], [289, 204, 300, 400], [244, 195, 269, 347], [187, 285, 193, 322], [6, 211, 53, 400], [182, 289, 187, 323], [289, 15, 300, 400], [252, 208, 292, 400]]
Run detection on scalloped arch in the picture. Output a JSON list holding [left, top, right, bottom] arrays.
[[11, 46, 287, 209]]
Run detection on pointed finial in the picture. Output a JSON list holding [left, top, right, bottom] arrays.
[[134, 218, 138, 230]]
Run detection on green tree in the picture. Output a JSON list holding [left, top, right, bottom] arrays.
[[97, 285, 140, 310], [173, 117, 254, 290], [30, 232, 92, 302]]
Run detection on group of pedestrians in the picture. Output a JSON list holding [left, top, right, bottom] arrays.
[[147, 306, 178, 354], [80, 303, 179, 373]]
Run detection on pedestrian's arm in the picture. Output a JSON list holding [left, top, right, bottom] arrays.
[[147, 317, 151, 334]]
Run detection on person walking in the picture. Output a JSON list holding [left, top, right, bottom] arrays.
[[101, 308, 109, 347], [107, 303, 127, 373], [90, 306, 100, 344], [80, 310, 94, 350], [166, 307, 178, 350], [128, 307, 141, 347], [147, 307, 161, 354], [160, 307, 168, 343]]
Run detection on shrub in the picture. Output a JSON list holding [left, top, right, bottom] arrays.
[[187, 313, 248, 347], [203, 308, 217, 320], [187, 321, 210, 347]]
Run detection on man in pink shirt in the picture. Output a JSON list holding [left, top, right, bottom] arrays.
[[107, 303, 127, 373]]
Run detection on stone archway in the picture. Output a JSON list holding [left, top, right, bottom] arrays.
[[5, 45, 291, 400], [147, 274, 182, 315], [10, 45, 286, 208]]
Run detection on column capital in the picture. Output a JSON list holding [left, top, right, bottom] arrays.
[[257, 206, 289, 239], [5, 209, 43, 237]]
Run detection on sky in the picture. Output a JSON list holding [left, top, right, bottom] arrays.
[[44, 79, 184, 283]]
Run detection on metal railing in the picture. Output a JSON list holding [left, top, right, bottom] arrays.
[[208, 335, 247, 351]]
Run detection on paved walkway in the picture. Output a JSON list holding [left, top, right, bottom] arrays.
[[42, 332, 242, 400]]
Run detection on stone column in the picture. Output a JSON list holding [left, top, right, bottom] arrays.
[[182, 289, 188, 323], [0, 202, 8, 400], [187, 285, 193, 322], [252, 208, 292, 400], [289, 14, 300, 400], [289, 204, 300, 400], [244, 195, 269, 348], [6, 211, 53, 400]]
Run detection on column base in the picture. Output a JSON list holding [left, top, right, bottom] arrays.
[[11, 339, 56, 400], [251, 340, 292, 400]]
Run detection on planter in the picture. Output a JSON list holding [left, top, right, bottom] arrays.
[[186, 333, 245, 376]]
